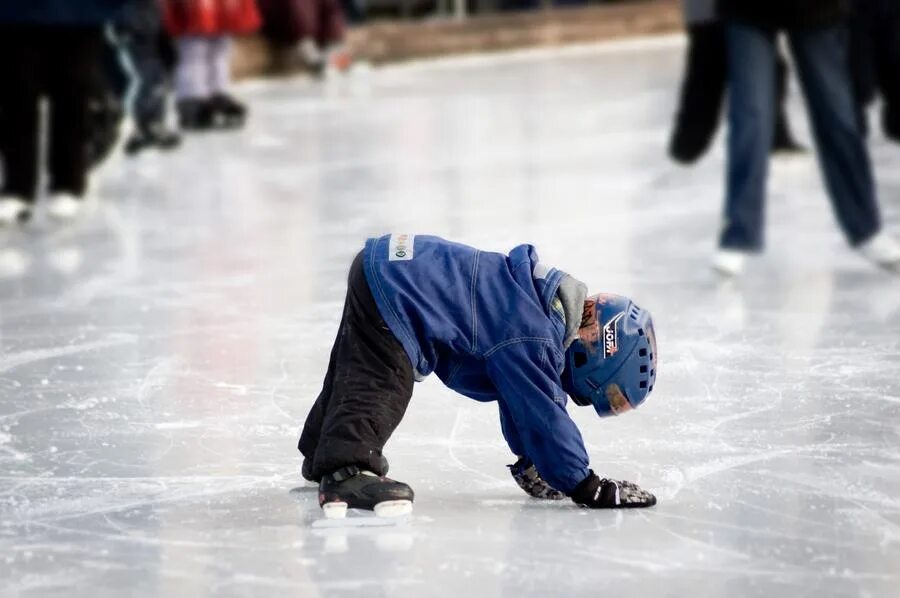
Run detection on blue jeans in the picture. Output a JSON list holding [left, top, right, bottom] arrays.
[[721, 23, 881, 250]]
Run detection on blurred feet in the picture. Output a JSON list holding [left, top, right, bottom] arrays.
[[0, 196, 32, 225], [858, 232, 900, 271], [46, 193, 83, 222], [296, 39, 352, 78], [125, 122, 182, 156], [177, 96, 247, 131], [712, 248, 748, 277], [209, 93, 247, 129], [177, 98, 214, 131], [770, 137, 808, 156]]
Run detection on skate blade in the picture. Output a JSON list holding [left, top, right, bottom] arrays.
[[374, 500, 412, 518], [313, 500, 413, 529], [322, 501, 348, 519], [311, 513, 411, 529]]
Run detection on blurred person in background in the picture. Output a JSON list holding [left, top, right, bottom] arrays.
[[257, 0, 351, 77], [162, 0, 261, 131], [849, 0, 900, 143], [713, 0, 900, 276], [0, 0, 128, 225], [113, 0, 182, 154], [669, 0, 804, 165]]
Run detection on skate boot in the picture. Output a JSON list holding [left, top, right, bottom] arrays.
[[712, 248, 747, 277], [0, 196, 32, 225], [858, 231, 900, 271], [125, 122, 182, 155], [177, 99, 213, 131], [303, 455, 389, 484], [318, 465, 413, 519], [209, 93, 247, 129]]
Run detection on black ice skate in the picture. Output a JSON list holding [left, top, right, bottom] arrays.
[[124, 123, 182, 155], [318, 466, 414, 519], [177, 99, 213, 131], [209, 93, 247, 129]]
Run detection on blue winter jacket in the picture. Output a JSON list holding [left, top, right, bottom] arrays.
[[363, 234, 591, 494], [0, 0, 128, 25]]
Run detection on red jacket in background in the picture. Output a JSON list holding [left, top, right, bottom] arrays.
[[163, 0, 261, 36]]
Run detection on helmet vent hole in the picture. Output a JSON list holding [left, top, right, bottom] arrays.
[[640, 365, 648, 373], [638, 328, 644, 336], [649, 385, 653, 392], [573, 352, 588, 368], [639, 348, 647, 357], [651, 369, 655, 377], [639, 381, 647, 389]]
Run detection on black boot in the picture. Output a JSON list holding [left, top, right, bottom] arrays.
[[177, 98, 213, 131], [209, 93, 247, 129], [318, 465, 413, 518], [125, 122, 182, 155]]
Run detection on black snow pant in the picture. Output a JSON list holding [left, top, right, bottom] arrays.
[[0, 25, 103, 201], [298, 251, 414, 481], [669, 22, 797, 164]]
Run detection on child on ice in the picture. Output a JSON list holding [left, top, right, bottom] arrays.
[[299, 234, 658, 518]]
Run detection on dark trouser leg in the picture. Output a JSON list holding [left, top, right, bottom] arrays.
[[320, 0, 346, 47], [122, 29, 169, 130], [788, 26, 881, 246], [720, 23, 777, 251], [298, 251, 414, 480], [0, 26, 43, 202], [294, 0, 319, 43], [298, 300, 348, 466], [668, 22, 727, 164], [47, 27, 103, 196]]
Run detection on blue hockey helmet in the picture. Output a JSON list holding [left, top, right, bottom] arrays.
[[561, 293, 657, 417]]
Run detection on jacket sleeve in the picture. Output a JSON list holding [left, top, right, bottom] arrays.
[[486, 341, 591, 494], [498, 400, 526, 457]]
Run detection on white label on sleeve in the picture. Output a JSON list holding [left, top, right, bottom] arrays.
[[389, 234, 415, 261]]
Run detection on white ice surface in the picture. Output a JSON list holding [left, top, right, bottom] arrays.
[[1, 35, 900, 598]]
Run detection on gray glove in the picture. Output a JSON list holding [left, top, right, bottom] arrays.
[[507, 457, 565, 500]]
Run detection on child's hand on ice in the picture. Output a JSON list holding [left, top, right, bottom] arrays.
[[507, 457, 565, 500], [570, 471, 657, 508]]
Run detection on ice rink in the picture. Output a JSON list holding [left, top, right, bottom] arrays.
[[2, 35, 900, 597]]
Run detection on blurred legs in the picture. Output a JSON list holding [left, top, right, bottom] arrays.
[[788, 26, 881, 246], [0, 26, 42, 202], [174, 36, 211, 100], [48, 28, 103, 197], [720, 23, 777, 251], [207, 36, 232, 94]]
